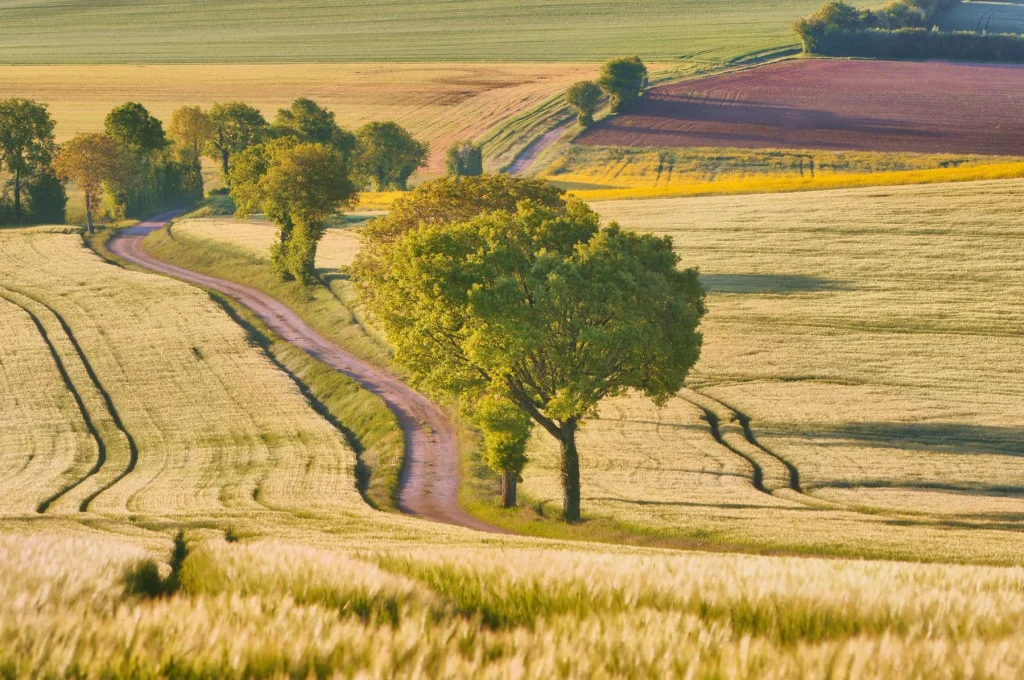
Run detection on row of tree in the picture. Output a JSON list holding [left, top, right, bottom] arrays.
[[1, 96, 448, 232], [788, 0, 1024, 59], [566, 56, 649, 128]]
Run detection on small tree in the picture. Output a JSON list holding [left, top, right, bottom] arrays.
[[355, 121, 428, 191], [354, 177, 706, 521], [444, 140, 483, 177], [168, 106, 214, 202], [207, 102, 268, 181], [0, 98, 57, 224], [105, 102, 168, 152], [272, 98, 357, 157], [597, 56, 648, 114], [53, 133, 124, 234], [566, 81, 602, 127], [231, 139, 357, 283]]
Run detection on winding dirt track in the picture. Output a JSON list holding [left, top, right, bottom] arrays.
[[109, 213, 505, 534]]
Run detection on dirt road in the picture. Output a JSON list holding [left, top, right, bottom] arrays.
[[109, 213, 505, 534], [507, 122, 571, 175]]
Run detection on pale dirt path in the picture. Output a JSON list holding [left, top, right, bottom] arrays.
[[507, 122, 572, 175], [109, 213, 506, 534]]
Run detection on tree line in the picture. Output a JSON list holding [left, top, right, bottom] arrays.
[[793, 0, 1024, 61], [0, 96, 486, 234]]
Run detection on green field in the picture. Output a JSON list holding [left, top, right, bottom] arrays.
[[0, 0, 821, 63], [937, 0, 1024, 33]]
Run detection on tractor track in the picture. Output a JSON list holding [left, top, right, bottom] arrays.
[[2, 287, 138, 513]]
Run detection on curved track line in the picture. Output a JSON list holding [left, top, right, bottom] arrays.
[[108, 214, 505, 534], [2, 288, 139, 512], [0, 293, 105, 513]]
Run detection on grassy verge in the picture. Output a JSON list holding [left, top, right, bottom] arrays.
[[208, 294, 403, 511], [142, 220, 391, 370]]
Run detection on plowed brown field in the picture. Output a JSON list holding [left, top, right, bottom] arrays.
[[578, 60, 1024, 156]]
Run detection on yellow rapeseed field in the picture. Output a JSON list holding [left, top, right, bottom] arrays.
[[540, 145, 1024, 201]]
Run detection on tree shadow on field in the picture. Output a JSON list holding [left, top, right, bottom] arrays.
[[802, 422, 1024, 457], [700, 273, 850, 294]]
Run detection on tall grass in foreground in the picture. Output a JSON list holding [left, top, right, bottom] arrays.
[[5, 532, 1024, 678]]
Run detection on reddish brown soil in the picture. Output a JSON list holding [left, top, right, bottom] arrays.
[[578, 60, 1024, 156]]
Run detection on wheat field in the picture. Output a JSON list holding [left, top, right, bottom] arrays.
[[163, 180, 1024, 563], [0, 63, 598, 175], [515, 179, 1024, 562], [4, 186, 1024, 674]]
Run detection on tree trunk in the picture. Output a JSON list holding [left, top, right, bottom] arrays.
[[221, 149, 230, 181], [13, 169, 21, 224], [559, 420, 581, 522], [501, 470, 517, 508], [85, 191, 94, 234]]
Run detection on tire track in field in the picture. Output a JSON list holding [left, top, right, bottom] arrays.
[[681, 388, 807, 500], [109, 214, 506, 534], [2, 288, 139, 512], [0, 290, 106, 512]]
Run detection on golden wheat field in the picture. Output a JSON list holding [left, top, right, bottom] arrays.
[[164, 180, 1024, 565], [0, 63, 599, 175], [2, 206, 1024, 675], [517, 179, 1024, 562]]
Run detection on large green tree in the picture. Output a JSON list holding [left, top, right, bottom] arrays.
[[355, 121, 428, 191], [0, 98, 57, 224], [354, 177, 706, 520], [272, 98, 357, 157], [231, 139, 357, 283], [105, 102, 168, 152], [207, 102, 268, 180], [53, 133, 125, 234], [565, 81, 602, 127], [597, 56, 648, 113]]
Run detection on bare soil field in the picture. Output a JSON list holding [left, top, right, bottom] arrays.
[[577, 59, 1024, 156]]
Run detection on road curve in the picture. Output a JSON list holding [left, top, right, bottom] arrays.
[[507, 122, 571, 175], [109, 213, 506, 534]]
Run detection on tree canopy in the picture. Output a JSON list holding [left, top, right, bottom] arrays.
[[231, 138, 357, 283], [566, 81, 602, 127], [597, 56, 648, 113], [0, 98, 57, 224], [105, 102, 168, 152], [355, 121, 428, 191], [207, 102, 268, 180], [272, 98, 357, 157], [445, 140, 484, 177], [168, 106, 214, 157], [53, 133, 124, 233], [353, 176, 705, 519]]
